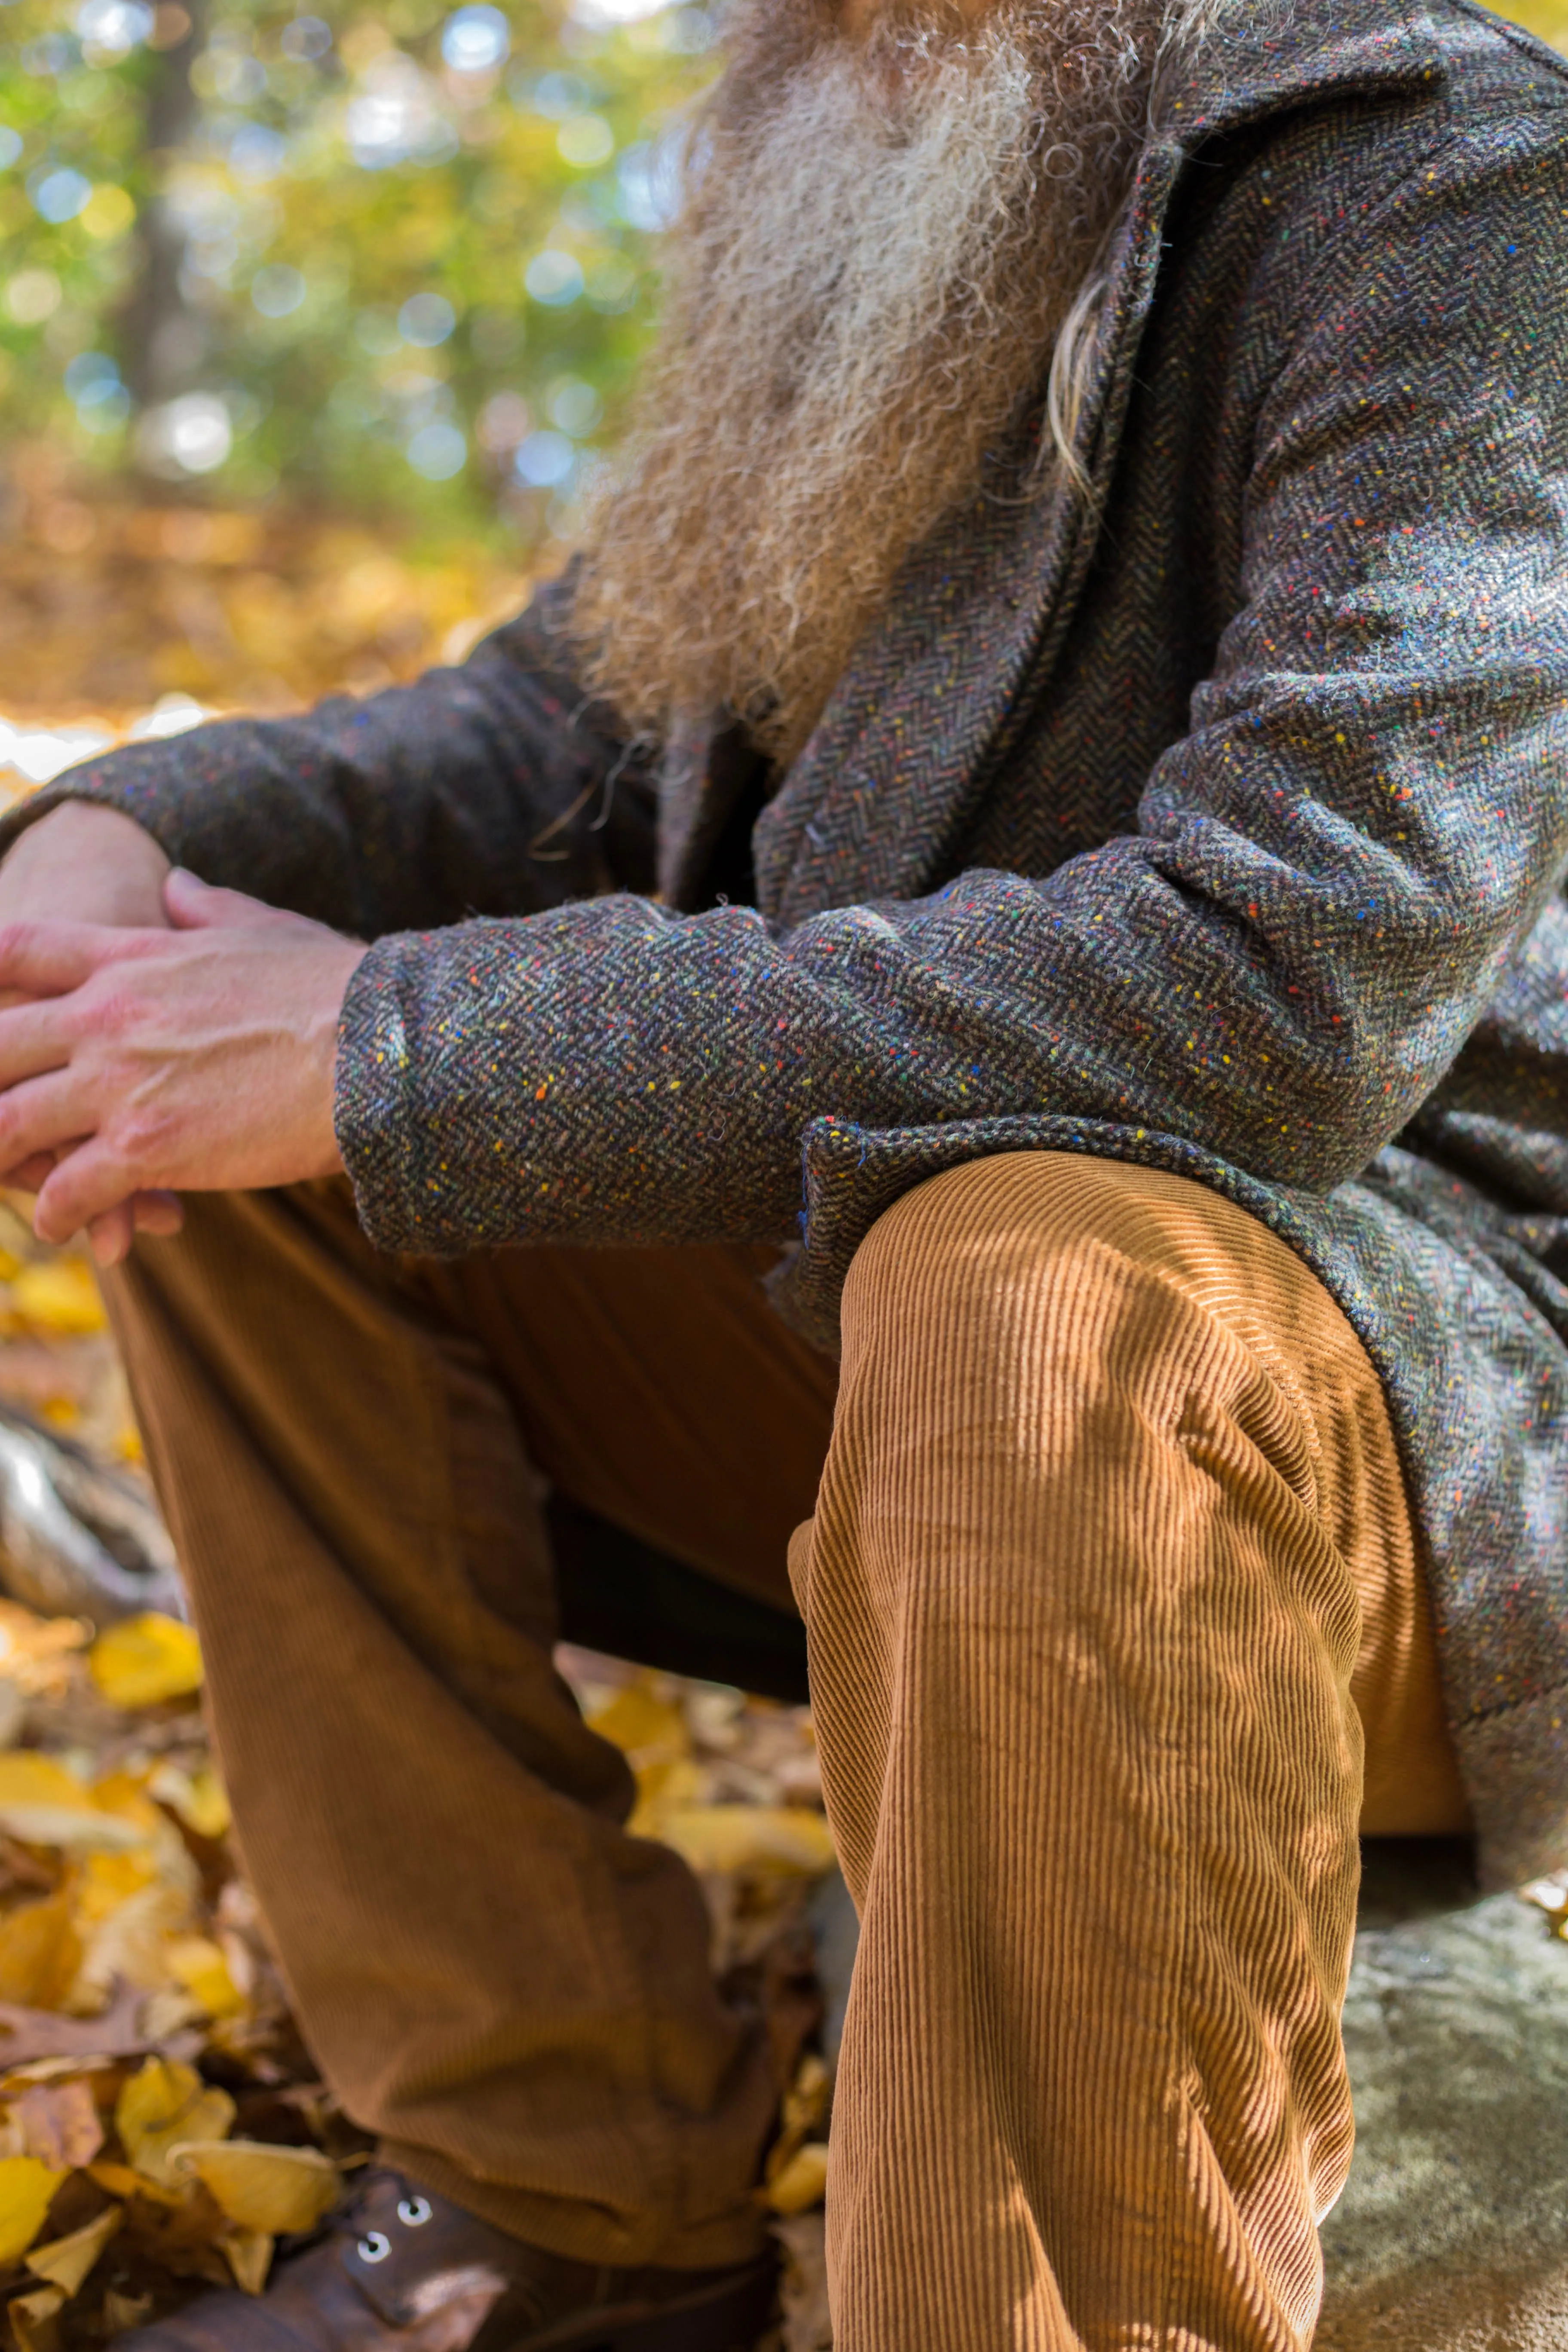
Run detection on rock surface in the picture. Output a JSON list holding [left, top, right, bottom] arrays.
[[1317, 1837, 1568, 2351], [808, 1839, 1568, 2348]]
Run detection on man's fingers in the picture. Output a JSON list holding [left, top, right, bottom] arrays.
[[87, 1202, 135, 1270], [81, 1190, 183, 1268], [34, 1139, 138, 1250], [165, 869, 291, 933], [0, 1000, 72, 1096], [0, 1074, 88, 1182], [0, 921, 109, 999], [0, 1152, 59, 1195], [132, 1189, 184, 1237]]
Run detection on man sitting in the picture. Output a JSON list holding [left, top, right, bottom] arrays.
[[1, 0, 1566, 2342]]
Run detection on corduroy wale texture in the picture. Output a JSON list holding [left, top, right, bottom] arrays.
[[19, 0, 1568, 1889], [99, 1147, 1464, 2346]]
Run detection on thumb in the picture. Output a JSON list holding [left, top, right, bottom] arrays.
[[164, 868, 293, 932]]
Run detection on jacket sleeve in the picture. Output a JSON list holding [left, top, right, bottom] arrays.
[[337, 118, 1568, 1254], [0, 569, 657, 937]]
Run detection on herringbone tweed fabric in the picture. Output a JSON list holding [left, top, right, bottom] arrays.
[[18, 0, 1568, 1890]]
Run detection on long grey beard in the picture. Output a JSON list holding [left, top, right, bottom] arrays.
[[570, 0, 1204, 768]]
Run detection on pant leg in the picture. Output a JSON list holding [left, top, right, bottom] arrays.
[[791, 1149, 1468, 2352], [101, 1180, 833, 2272]]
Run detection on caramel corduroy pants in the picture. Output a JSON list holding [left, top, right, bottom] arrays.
[[103, 1150, 1469, 2352]]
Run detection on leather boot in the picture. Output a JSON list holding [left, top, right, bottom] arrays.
[[113, 2168, 778, 2352]]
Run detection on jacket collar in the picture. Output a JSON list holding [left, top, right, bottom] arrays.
[[712, 0, 1446, 927]]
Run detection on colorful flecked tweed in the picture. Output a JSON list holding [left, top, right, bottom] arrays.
[[14, 0, 1568, 1889]]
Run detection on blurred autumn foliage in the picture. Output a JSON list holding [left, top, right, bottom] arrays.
[[0, 0, 710, 526], [0, 0, 717, 735], [1, 444, 530, 719]]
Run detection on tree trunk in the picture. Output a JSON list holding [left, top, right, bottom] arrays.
[[120, 0, 209, 412]]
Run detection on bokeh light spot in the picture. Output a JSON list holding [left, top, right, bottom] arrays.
[[81, 184, 135, 238], [615, 138, 681, 231], [281, 14, 331, 59], [21, 36, 72, 76], [399, 290, 457, 346], [67, 353, 131, 432], [556, 113, 613, 168], [514, 428, 574, 488], [75, 0, 154, 52], [406, 418, 468, 479], [442, 5, 509, 74], [29, 167, 93, 224], [571, 0, 674, 23], [252, 263, 307, 317], [524, 248, 583, 306], [64, 350, 118, 400], [230, 123, 288, 182], [548, 375, 601, 436], [476, 389, 530, 451], [529, 70, 590, 119], [5, 267, 62, 325], [136, 392, 234, 476]]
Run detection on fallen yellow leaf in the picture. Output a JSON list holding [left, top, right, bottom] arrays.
[[89, 1617, 203, 1710], [10, 1262, 105, 1338], [761, 2142, 829, 2215], [0, 1755, 147, 1854], [147, 1762, 230, 1841], [0, 1889, 83, 2010], [88, 1773, 166, 1839], [625, 1755, 707, 1832], [651, 1806, 837, 1878], [101, 2290, 152, 2334], [220, 2225, 274, 2296], [0, 1757, 95, 1812], [173, 2141, 340, 2234], [0, 2158, 65, 2263], [74, 1848, 160, 1930], [115, 2058, 234, 2185], [0, 1808, 143, 1856], [586, 1681, 691, 1765], [164, 1937, 245, 2021], [25, 2202, 120, 2295], [7, 2281, 64, 2352], [85, 2159, 184, 2210], [764, 2053, 831, 2194]]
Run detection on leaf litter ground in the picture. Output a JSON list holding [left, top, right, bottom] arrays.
[[0, 1194, 834, 2352]]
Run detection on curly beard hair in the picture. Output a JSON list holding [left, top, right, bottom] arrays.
[[568, 0, 1206, 769]]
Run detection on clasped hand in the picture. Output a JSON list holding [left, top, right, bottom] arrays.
[[0, 832, 367, 1268]]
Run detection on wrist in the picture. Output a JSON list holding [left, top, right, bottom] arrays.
[[3, 800, 172, 926]]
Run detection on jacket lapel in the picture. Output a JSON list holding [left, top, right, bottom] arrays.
[[736, 0, 1445, 931]]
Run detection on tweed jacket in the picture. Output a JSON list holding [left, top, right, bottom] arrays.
[[20, 0, 1568, 1890]]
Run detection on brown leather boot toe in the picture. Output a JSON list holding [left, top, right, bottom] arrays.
[[111, 2169, 778, 2352]]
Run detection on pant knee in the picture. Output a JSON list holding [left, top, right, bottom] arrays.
[[842, 1150, 1255, 1400], [830, 1150, 1334, 1606]]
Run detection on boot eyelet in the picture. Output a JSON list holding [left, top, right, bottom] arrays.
[[357, 2233, 392, 2264], [397, 2197, 432, 2228]]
